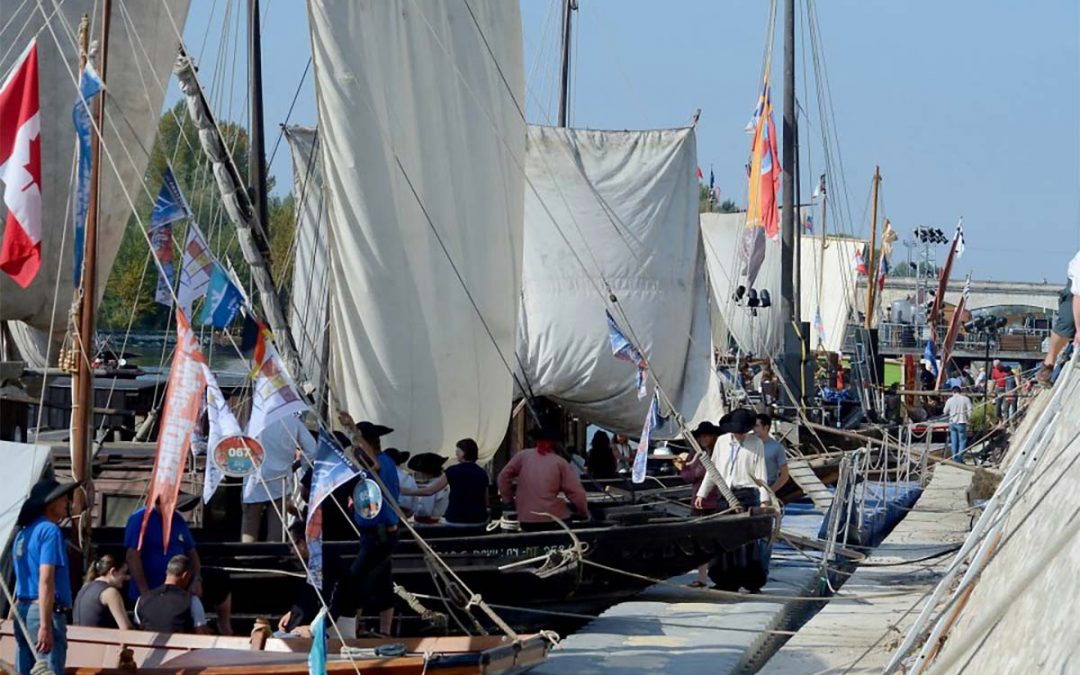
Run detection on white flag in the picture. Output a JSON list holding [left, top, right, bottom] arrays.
[[954, 218, 965, 259], [178, 223, 213, 315], [201, 365, 241, 502], [247, 330, 308, 439]]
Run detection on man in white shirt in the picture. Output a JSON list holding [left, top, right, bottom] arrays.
[[693, 409, 769, 510], [942, 386, 973, 463], [1037, 249, 1080, 386], [242, 414, 318, 542]]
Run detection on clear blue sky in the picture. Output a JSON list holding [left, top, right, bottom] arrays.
[[178, 0, 1079, 284]]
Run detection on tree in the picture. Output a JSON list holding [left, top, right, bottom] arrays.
[[718, 199, 740, 213], [100, 102, 294, 330]]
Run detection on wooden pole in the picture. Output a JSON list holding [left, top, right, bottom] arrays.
[[72, 0, 112, 548], [557, 0, 576, 127], [864, 166, 881, 327]]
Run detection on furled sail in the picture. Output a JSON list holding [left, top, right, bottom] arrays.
[[516, 125, 722, 435], [283, 126, 328, 400], [701, 211, 863, 355], [306, 0, 525, 460], [0, 1, 191, 361]]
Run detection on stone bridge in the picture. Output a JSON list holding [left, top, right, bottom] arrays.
[[870, 277, 1063, 314]]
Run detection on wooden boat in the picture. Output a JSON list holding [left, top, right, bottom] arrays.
[[0, 624, 551, 674]]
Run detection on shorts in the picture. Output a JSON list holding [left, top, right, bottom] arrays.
[[1053, 284, 1076, 339]]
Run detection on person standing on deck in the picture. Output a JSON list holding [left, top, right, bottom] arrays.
[[13, 478, 81, 675], [402, 439, 490, 528], [612, 434, 633, 472], [497, 427, 590, 530], [242, 414, 318, 543], [991, 360, 1008, 420], [585, 430, 618, 480], [943, 385, 973, 463], [1036, 249, 1080, 386], [338, 414, 400, 637], [677, 420, 725, 588], [753, 414, 789, 495]]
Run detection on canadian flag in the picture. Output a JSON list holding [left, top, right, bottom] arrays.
[[0, 41, 42, 287]]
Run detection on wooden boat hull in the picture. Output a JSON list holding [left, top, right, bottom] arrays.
[[0, 625, 550, 674]]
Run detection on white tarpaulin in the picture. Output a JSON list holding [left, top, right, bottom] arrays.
[[307, 0, 525, 461], [701, 211, 862, 355], [517, 125, 722, 435], [0, 2, 190, 359], [0, 442, 52, 555], [284, 126, 328, 395]]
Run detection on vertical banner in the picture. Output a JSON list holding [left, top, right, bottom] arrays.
[[148, 167, 190, 306], [71, 63, 103, 287], [139, 310, 207, 551], [305, 431, 360, 588], [200, 365, 242, 502], [177, 223, 213, 315]]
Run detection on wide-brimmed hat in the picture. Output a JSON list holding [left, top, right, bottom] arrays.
[[691, 421, 724, 437], [384, 447, 411, 466], [407, 452, 448, 476], [356, 421, 394, 442], [530, 426, 564, 443], [18, 478, 82, 526], [720, 409, 756, 435]]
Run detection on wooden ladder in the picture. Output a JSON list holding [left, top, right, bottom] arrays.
[[787, 456, 834, 511]]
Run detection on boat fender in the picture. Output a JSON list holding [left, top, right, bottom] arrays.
[[374, 643, 408, 658]]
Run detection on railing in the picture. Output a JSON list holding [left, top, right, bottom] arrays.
[[876, 322, 1050, 353]]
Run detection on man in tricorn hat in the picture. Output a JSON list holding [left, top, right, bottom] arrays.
[[497, 426, 589, 530], [336, 412, 400, 636], [13, 477, 81, 674], [679, 419, 725, 587]]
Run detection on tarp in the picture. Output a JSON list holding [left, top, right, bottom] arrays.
[[284, 126, 328, 397], [701, 211, 863, 355], [0, 442, 52, 556], [307, 0, 525, 461], [0, 1, 190, 360], [516, 125, 722, 435]]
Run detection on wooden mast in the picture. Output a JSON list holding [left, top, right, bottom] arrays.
[[863, 165, 881, 328], [71, 0, 112, 548], [779, 0, 804, 404]]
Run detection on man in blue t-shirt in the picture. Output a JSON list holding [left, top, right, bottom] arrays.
[[124, 504, 199, 603], [337, 414, 400, 636], [13, 478, 81, 675]]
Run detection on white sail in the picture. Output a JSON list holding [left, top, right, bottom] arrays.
[[283, 126, 328, 398], [701, 211, 863, 355], [0, 1, 190, 360], [307, 0, 525, 460], [517, 125, 720, 435]]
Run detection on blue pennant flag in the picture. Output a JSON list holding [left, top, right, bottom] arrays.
[[924, 340, 939, 378], [606, 311, 649, 398], [308, 607, 328, 675], [72, 64, 103, 288], [199, 264, 243, 328], [306, 431, 361, 589], [632, 394, 662, 484], [151, 167, 190, 228]]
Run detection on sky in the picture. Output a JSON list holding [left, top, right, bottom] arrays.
[[177, 0, 1079, 284]]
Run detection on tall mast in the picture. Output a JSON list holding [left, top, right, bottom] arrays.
[[780, 0, 802, 404], [557, 0, 577, 127], [864, 165, 881, 327], [71, 0, 112, 550], [248, 0, 270, 238]]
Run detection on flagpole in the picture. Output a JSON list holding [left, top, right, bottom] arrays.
[[864, 165, 881, 328], [71, 0, 112, 557]]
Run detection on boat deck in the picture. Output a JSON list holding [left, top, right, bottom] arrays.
[[762, 465, 972, 673], [534, 501, 830, 674]]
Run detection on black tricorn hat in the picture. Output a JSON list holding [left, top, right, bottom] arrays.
[[383, 447, 411, 466], [407, 452, 448, 476], [720, 408, 756, 435], [356, 421, 394, 441], [530, 426, 564, 442], [691, 421, 724, 437]]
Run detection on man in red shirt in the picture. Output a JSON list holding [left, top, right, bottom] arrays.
[[497, 427, 589, 530]]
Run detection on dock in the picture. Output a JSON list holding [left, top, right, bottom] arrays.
[[535, 501, 831, 674], [761, 465, 971, 673]]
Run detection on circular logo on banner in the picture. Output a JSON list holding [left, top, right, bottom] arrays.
[[212, 436, 265, 477], [352, 477, 383, 521]]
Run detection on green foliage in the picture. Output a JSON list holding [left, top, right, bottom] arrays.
[[718, 199, 740, 213], [698, 185, 741, 214], [100, 102, 295, 330]]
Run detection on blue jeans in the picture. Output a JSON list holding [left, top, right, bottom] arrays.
[[14, 601, 67, 675], [949, 423, 968, 462]]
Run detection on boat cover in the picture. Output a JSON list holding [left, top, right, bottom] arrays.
[[307, 0, 525, 460], [516, 125, 723, 435], [0, 442, 52, 555]]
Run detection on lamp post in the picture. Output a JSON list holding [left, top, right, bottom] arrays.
[[965, 315, 1009, 403]]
